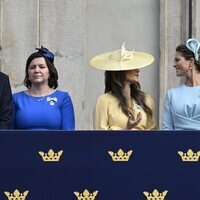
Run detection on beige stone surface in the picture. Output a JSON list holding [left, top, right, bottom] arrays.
[[159, 0, 189, 126], [1, 0, 197, 130], [0, 0, 38, 91]]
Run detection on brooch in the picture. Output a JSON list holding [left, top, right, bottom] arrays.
[[46, 97, 58, 106]]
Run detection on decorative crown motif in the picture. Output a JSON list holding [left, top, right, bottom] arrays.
[[178, 149, 200, 162], [4, 189, 29, 200], [143, 189, 168, 200], [74, 189, 98, 200], [108, 149, 133, 161], [38, 149, 63, 162]]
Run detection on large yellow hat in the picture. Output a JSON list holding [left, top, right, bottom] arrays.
[[89, 43, 154, 71]]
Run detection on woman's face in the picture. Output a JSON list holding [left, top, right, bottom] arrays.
[[124, 69, 140, 83], [28, 57, 50, 85], [174, 52, 192, 76]]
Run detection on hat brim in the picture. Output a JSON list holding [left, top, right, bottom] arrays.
[[90, 51, 154, 71]]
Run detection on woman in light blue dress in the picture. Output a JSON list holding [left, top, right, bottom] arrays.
[[162, 38, 200, 130]]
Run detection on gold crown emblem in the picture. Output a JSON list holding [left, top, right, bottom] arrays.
[[74, 189, 98, 200], [143, 189, 168, 200], [178, 149, 200, 162], [108, 149, 133, 161], [38, 149, 63, 162], [4, 189, 29, 200]]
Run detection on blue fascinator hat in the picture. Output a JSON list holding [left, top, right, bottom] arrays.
[[186, 38, 200, 61], [36, 46, 54, 63]]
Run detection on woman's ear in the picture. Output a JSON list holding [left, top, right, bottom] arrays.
[[189, 58, 195, 67], [190, 58, 195, 64]]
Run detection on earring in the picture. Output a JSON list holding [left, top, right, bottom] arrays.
[[189, 66, 193, 70]]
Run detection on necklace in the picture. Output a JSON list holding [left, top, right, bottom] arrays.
[[27, 90, 47, 102], [29, 95, 46, 102], [27, 89, 56, 103]]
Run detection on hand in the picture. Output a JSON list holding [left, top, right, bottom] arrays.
[[126, 112, 142, 130]]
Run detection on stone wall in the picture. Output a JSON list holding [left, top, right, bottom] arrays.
[[1, 0, 199, 129]]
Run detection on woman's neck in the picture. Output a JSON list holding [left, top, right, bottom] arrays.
[[185, 71, 200, 86], [28, 85, 53, 96]]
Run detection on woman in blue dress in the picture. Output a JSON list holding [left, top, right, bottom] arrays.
[[162, 38, 200, 130], [13, 47, 75, 130]]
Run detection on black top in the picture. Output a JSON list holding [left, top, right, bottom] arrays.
[[0, 72, 12, 129]]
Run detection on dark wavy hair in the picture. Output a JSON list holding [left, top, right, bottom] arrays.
[[176, 44, 200, 72], [104, 71, 152, 117], [24, 52, 58, 89]]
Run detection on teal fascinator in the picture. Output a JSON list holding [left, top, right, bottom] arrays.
[[186, 38, 200, 61]]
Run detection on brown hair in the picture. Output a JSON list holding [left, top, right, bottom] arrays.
[[176, 44, 200, 72], [104, 71, 152, 117]]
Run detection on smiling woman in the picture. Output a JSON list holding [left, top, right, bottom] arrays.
[[162, 38, 200, 130], [12, 47, 75, 130]]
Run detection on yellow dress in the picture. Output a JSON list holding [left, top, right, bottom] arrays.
[[94, 92, 157, 130]]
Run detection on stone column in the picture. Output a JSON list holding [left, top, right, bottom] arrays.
[[191, 0, 200, 38], [159, 0, 189, 126]]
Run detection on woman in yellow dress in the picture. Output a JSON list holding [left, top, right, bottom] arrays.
[[90, 43, 157, 130]]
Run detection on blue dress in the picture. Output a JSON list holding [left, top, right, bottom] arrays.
[[13, 90, 75, 130], [162, 85, 200, 130]]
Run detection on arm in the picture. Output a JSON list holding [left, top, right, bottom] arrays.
[[145, 94, 157, 130], [0, 76, 12, 129], [162, 90, 174, 130], [94, 94, 125, 130], [60, 93, 75, 130], [94, 95, 110, 130]]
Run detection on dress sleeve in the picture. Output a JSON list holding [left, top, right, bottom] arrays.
[[94, 95, 123, 130], [145, 94, 157, 130], [0, 76, 12, 129], [162, 90, 174, 130], [60, 92, 75, 130], [94, 95, 110, 130]]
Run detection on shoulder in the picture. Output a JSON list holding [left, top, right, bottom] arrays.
[[54, 90, 70, 98], [54, 90, 73, 104], [0, 72, 9, 84], [0, 72, 8, 79], [96, 92, 118, 103], [144, 93, 155, 106], [13, 91, 25, 97], [144, 93, 153, 100], [13, 91, 25, 98], [166, 85, 185, 97], [144, 93, 154, 102], [168, 85, 185, 92], [12, 91, 26, 104]]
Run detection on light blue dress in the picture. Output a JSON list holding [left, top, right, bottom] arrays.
[[13, 90, 75, 130], [162, 85, 200, 130]]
